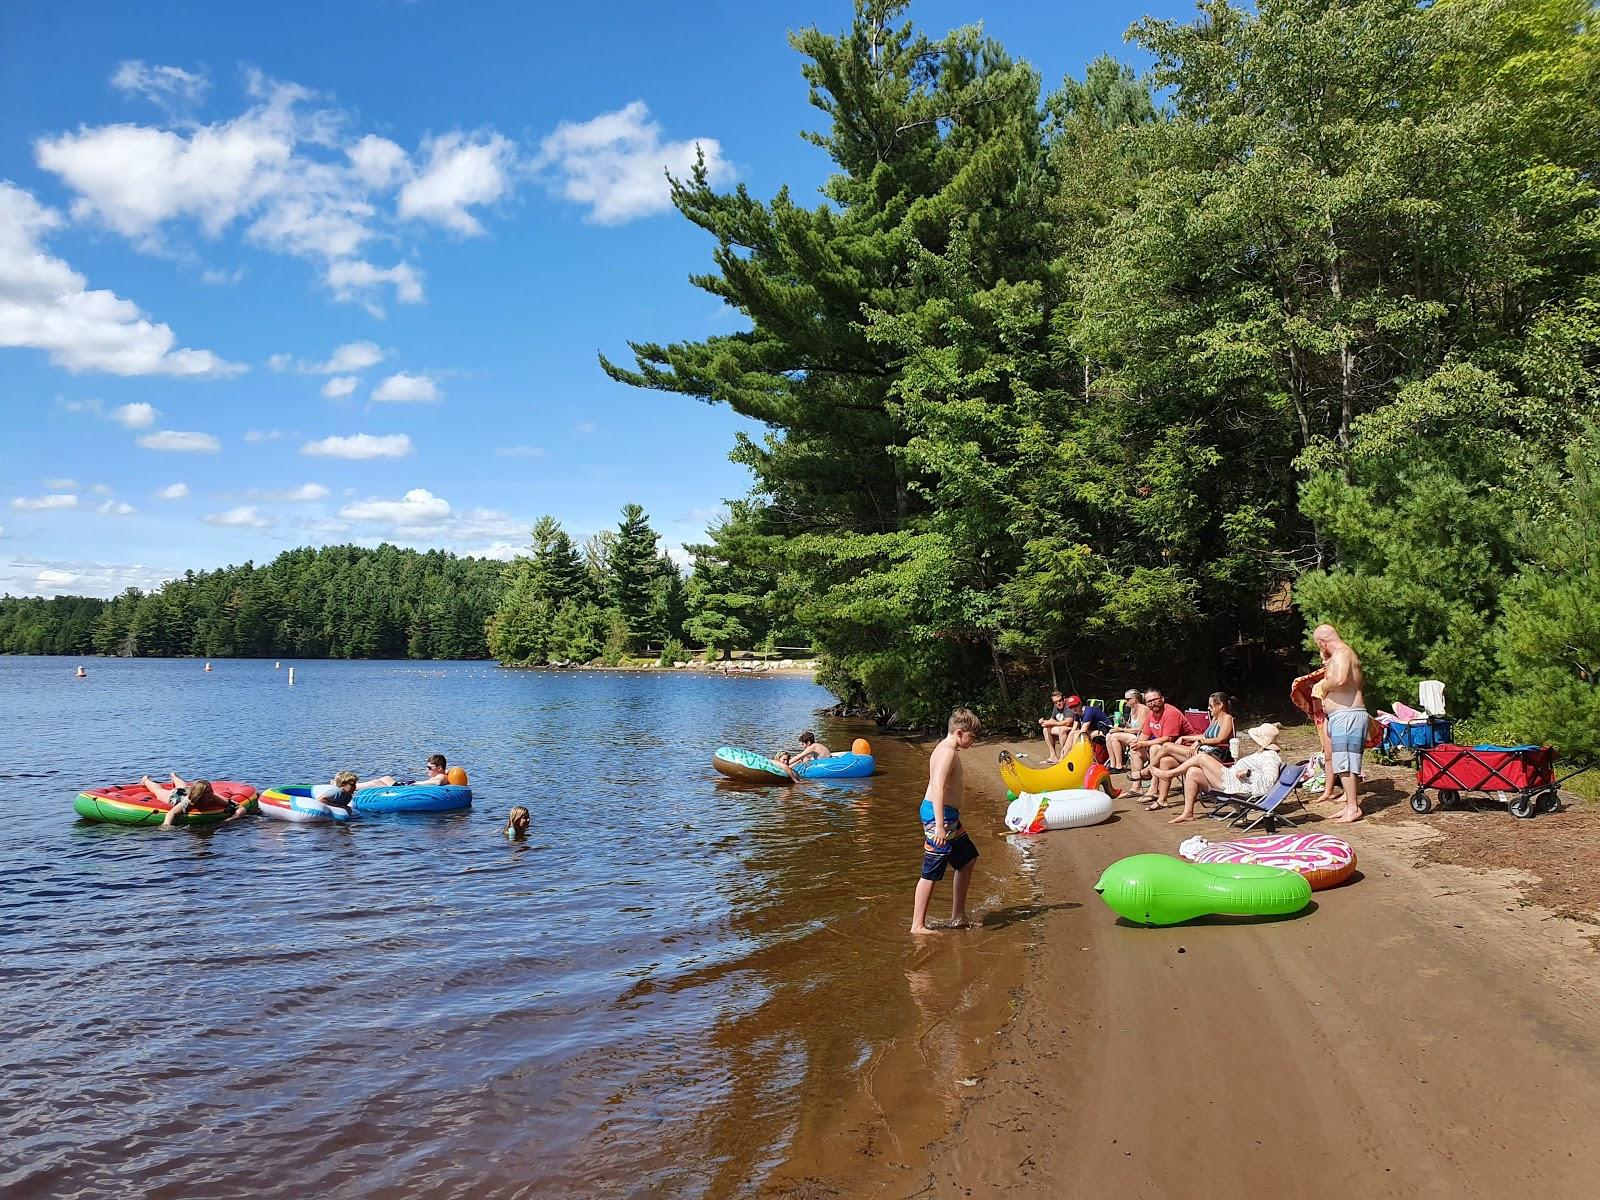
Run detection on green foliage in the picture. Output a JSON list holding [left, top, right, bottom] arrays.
[[658, 637, 687, 667]]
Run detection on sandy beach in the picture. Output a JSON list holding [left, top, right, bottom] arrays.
[[860, 735, 1600, 1198]]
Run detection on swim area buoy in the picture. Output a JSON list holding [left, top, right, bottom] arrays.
[[74, 781, 258, 826], [1179, 832, 1356, 891], [1005, 788, 1112, 834], [1095, 853, 1312, 926]]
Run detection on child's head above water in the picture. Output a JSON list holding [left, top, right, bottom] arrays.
[[333, 770, 359, 795], [428, 753, 446, 772], [798, 731, 816, 745], [504, 805, 531, 839]]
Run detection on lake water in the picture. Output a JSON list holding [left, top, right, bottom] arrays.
[[0, 658, 1031, 1198]]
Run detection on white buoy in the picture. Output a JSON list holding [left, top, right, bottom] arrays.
[[288, 667, 296, 687], [75, 665, 87, 678], [204, 661, 213, 672], [275, 661, 281, 670]]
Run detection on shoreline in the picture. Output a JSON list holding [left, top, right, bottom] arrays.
[[889, 734, 1600, 1197]]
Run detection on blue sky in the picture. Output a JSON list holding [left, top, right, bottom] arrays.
[[1, 0, 1193, 597]]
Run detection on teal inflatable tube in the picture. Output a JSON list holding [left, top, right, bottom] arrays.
[[793, 752, 875, 780], [1094, 853, 1311, 926]]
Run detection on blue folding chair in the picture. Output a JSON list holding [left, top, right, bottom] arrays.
[[1202, 761, 1308, 832]]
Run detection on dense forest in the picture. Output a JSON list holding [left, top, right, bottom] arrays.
[[0, 545, 505, 660], [597, 0, 1600, 753]]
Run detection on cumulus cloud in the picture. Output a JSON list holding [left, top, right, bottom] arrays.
[[157, 482, 190, 499], [348, 135, 410, 189], [138, 430, 221, 452], [371, 371, 440, 403], [398, 132, 516, 235], [0, 183, 243, 377], [323, 375, 359, 398], [11, 493, 78, 511], [111, 61, 209, 110], [0, 556, 175, 598], [111, 401, 160, 428], [340, 487, 452, 530], [271, 339, 384, 375], [535, 101, 732, 224], [204, 505, 273, 528], [300, 432, 413, 459], [324, 259, 422, 311], [256, 482, 329, 502], [98, 499, 136, 516]]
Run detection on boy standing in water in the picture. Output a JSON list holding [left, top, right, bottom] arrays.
[[911, 708, 982, 935]]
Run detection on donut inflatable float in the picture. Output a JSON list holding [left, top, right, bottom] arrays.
[[260, 785, 355, 823], [73, 781, 257, 827], [998, 742, 1114, 796], [1178, 832, 1356, 890], [1094, 853, 1312, 926], [1005, 788, 1113, 834], [712, 746, 792, 784]]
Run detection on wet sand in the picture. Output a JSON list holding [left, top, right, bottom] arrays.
[[901, 739, 1600, 1198]]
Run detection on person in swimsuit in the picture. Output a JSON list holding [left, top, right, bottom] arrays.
[[141, 773, 248, 827], [369, 754, 449, 788], [1106, 689, 1146, 773], [311, 770, 370, 809], [911, 707, 982, 935], [1314, 624, 1368, 823], [504, 806, 531, 840]]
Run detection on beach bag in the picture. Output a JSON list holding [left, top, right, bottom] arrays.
[[1301, 752, 1326, 792]]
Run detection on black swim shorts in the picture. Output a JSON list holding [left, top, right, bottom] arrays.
[[920, 833, 978, 882]]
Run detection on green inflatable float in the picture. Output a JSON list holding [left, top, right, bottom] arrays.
[[1094, 853, 1312, 926]]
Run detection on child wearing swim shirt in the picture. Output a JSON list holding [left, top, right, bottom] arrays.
[[504, 806, 531, 840], [911, 707, 982, 935]]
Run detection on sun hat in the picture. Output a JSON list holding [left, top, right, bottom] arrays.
[[1247, 722, 1281, 748]]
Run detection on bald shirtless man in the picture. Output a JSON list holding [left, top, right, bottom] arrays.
[[1314, 623, 1367, 823]]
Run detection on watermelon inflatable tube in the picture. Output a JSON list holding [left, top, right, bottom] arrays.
[[1095, 853, 1312, 926], [74, 781, 258, 827]]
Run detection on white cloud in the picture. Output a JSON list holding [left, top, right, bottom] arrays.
[[204, 505, 272, 528], [45, 478, 80, 490], [301, 432, 413, 459], [324, 259, 423, 312], [321, 340, 383, 372], [157, 482, 190, 499], [36, 73, 425, 310], [348, 134, 410, 189], [200, 266, 245, 285], [495, 445, 545, 457], [0, 183, 243, 377], [244, 429, 282, 442], [11, 493, 78, 511], [98, 499, 136, 516], [340, 487, 452, 530], [398, 132, 516, 235], [91, 483, 113, 495], [111, 61, 209, 110], [137, 430, 221, 452], [0, 556, 174, 598], [371, 371, 440, 403], [111, 401, 160, 429], [322, 375, 359, 398], [258, 483, 329, 502], [536, 101, 733, 224]]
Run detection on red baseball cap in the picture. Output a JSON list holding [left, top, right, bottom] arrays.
[[1066, 695, 1082, 707]]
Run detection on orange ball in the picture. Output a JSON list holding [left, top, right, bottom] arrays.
[[851, 738, 872, 756], [446, 766, 470, 787]]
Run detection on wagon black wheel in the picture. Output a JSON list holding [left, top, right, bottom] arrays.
[[1509, 793, 1536, 819], [1537, 790, 1559, 814], [1410, 791, 1431, 814], [1438, 790, 1460, 810]]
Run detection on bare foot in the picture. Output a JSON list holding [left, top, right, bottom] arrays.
[[1331, 809, 1363, 823], [949, 915, 971, 929], [141, 774, 154, 789], [910, 924, 940, 935], [1169, 814, 1195, 824], [1144, 800, 1167, 811]]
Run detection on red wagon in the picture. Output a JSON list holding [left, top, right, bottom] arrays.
[[1409, 744, 1560, 819]]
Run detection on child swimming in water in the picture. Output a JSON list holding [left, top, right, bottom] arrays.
[[504, 806, 531, 840]]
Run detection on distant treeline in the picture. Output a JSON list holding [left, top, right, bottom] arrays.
[[0, 545, 505, 659]]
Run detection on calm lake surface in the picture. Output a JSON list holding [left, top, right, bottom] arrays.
[[0, 658, 1031, 1198]]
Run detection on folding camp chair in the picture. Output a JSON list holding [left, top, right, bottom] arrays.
[[1202, 761, 1308, 832]]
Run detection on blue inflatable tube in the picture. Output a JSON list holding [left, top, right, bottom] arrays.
[[792, 752, 876, 780], [350, 784, 472, 814]]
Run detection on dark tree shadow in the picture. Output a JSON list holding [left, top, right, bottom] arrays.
[[981, 901, 1082, 929]]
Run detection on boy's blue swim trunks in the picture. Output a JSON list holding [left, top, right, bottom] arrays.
[[920, 799, 979, 882]]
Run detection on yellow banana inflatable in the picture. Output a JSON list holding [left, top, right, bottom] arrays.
[[999, 741, 1114, 795]]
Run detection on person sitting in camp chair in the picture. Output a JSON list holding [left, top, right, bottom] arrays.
[[1156, 722, 1283, 824], [1037, 691, 1075, 764]]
